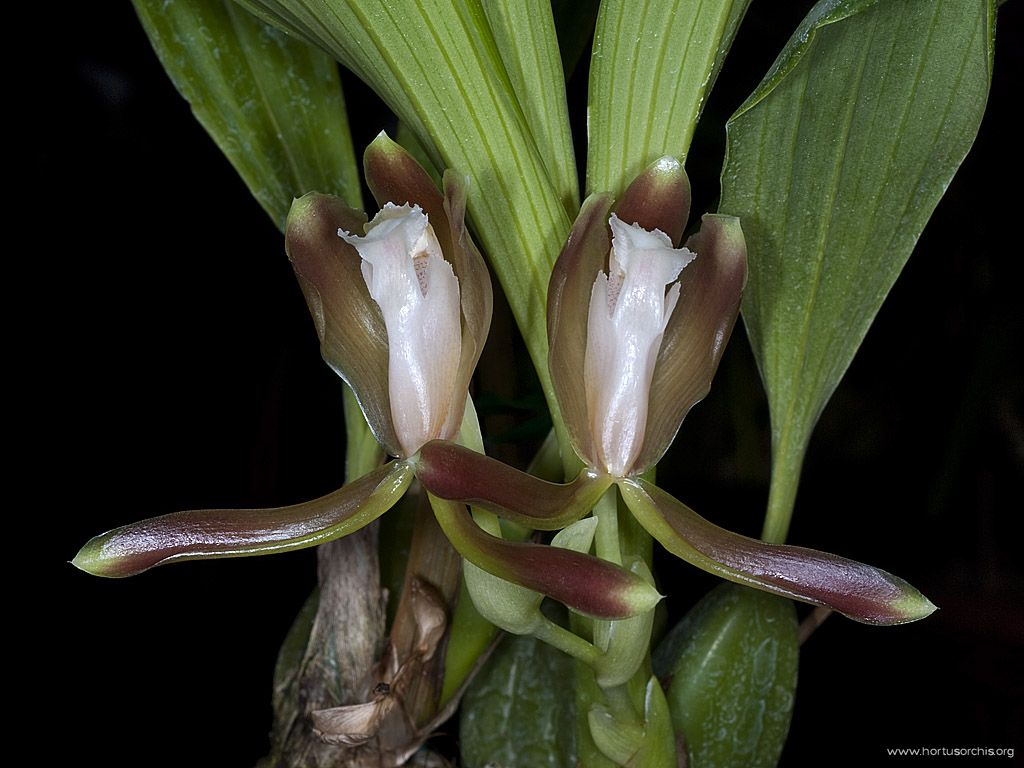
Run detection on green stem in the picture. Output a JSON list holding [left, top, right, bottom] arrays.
[[594, 486, 623, 566], [534, 619, 601, 666], [760, 424, 810, 544], [603, 682, 641, 725]]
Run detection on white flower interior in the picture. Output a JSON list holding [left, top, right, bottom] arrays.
[[584, 214, 696, 476], [339, 203, 462, 456]]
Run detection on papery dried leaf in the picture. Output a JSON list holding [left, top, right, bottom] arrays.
[[619, 478, 936, 625], [415, 440, 612, 530], [286, 192, 401, 456], [634, 214, 747, 473], [73, 462, 413, 578]]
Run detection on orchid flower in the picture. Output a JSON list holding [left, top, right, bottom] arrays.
[[72, 133, 660, 623], [418, 156, 935, 626]]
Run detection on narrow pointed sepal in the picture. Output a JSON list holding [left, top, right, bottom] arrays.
[[547, 193, 614, 467], [613, 156, 692, 246], [72, 461, 414, 578], [619, 478, 936, 625], [633, 214, 748, 473], [429, 495, 661, 620], [414, 440, 612, 531], [285, 192, 401, 456]]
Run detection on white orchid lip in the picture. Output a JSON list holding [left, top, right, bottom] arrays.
[[584, 214, 696, 477], [339, 203, 462, 457]]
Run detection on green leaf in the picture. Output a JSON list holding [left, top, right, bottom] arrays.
[[460, 632, 577, 768], [482, 0, 579, 213], [719, 0, 995, 541], [133, 0, 362, 228], [587, 0, 751, 196], [236, 0, 574, 405], [653, 583, 798, 768]]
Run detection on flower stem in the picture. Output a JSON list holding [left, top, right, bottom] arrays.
[[594, 486, 623, 566], [534, 618, 602, 666], [760, 423, 810, 544]]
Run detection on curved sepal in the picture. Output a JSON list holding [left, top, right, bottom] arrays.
[[619, 478, 936, 625], [73, 461, 414, 578], [634, 214, 747, 473], [547, 193, 614, 467], [414, 440, 612, 531], [429, 495, 661, 620], [285, 192, 401, 456], [612, 156, 691, 247]]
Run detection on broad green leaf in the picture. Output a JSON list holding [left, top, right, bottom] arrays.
[[236, 0, 574, 403], [587, 0, 751, 196], [483, 0, 579, 213], [134, 0, 362, 228], [719, 0, 995, 541], [653, 583, 798, 768], [460, 632, 577, 768]]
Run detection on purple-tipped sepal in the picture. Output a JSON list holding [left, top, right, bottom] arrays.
[[428, 495, 661, 620], [414, 439, 612, 530], [619, 478, 936, 626], [72, 461, 413, 578]]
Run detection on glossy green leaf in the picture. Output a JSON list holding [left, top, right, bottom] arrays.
[[460, 632, 577, 768], [719, 0, 996, 541], [483, 0, 578, 213], [133, 0, 361, 228], [587, 0, 751, 196], [236, 0, 574, 401], [653, 583, 798, 768]]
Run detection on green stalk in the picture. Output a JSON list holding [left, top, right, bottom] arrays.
[[760, 422, 810, 544]]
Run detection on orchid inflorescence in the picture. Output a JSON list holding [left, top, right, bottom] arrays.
[[74, 132, 934, 686]]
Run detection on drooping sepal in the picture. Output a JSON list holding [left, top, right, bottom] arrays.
[[429, 495, 661, 620], [547, 193, 614, 468], [414, 439, 612, 531], [619, 478, 936, 625], [285, 192, 401, 456], [633, 214, 748, 473], [72, 461, 413, 578]]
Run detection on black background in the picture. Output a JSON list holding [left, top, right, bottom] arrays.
[[33, 1, 1021, 765]]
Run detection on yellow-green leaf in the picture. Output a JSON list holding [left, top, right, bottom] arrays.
[[719, 0, 996, 541], [134, 0, 362, 228], [587, 0, 751, 196]]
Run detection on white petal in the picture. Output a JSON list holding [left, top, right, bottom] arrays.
[[583, 215, 696, 476], [339, 204, 462, 456]]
